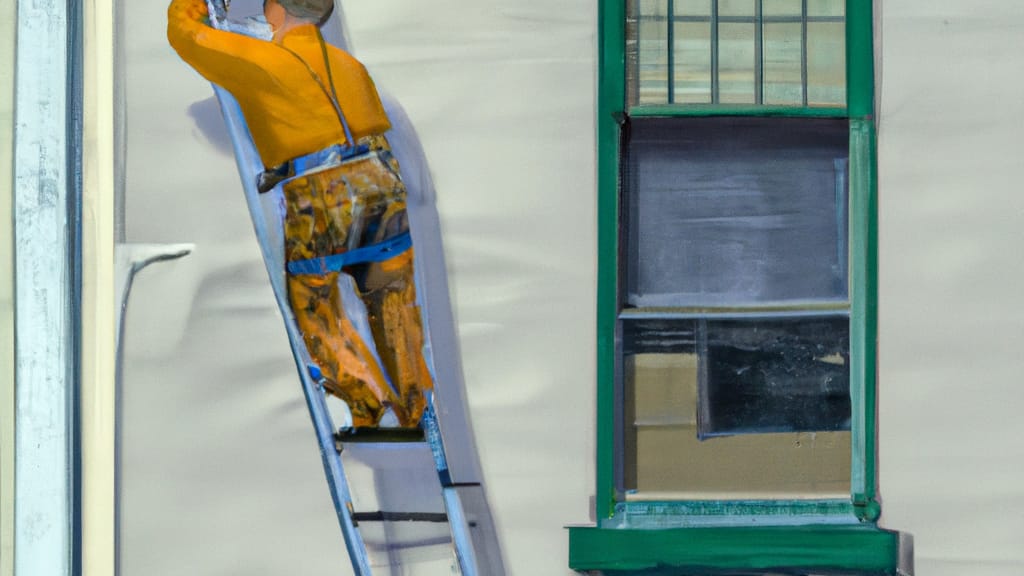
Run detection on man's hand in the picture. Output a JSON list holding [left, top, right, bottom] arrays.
[[168, 0, 210, 25], [206, 0, 228, 24]]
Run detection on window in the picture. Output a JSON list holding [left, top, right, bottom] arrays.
[[570, 1, 911, 573], [621, 117, 853, 498], [623, 316, 852, 498], [624, 118, 849, 307], [627, 0, 846, 107], [615, 2, 865, 512]]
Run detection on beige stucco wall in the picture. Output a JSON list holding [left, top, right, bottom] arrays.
[[876, 2, 1024, 574], [119, 1, 595, 574], [116, 1, 1024, 574]]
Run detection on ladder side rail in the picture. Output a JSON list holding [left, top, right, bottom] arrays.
[[422, 399, 483, 576]]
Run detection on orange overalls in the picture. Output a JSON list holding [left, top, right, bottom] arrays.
[[168, 0, 433, 427]]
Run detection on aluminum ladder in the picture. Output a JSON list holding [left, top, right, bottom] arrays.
[[200, 2, 506, 573]]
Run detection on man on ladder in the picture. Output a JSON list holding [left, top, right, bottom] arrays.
[[168, 0, 433, 428], [166, 3, 507, 573]]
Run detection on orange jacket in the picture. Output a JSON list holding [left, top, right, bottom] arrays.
[[167, 0, 391, 167]]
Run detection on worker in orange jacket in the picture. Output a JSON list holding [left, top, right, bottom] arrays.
[[168, 0, 433, 427]]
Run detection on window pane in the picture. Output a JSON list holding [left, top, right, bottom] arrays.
[[763, 22, 803, 105], [763, 0, 802, 17], [622, 318, 698, 491], [625, 118, 849, 307], [677, 0, 712, 16], [808, 0, 845, 17], [673, 22, 712, 104], [623, 318, 851, 497], [639, 0, 668, 16], [807, 22, 846, 107], [637, 0, 670, 104], [717, 23, 756, 104], [700, 316, 851, 437], [631, 350, 698, 427], [627, 0, 847, 109], [718, 0, 755, 17]]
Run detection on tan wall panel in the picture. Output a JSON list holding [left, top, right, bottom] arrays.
[[1, 0, 18, 571], [630, 354, 850, 497]]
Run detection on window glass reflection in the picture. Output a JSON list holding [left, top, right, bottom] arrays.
[[623, 319, 851, 497], [673, 22, 712, 104], [628, 0, 846, 108], [763, 0, 802, 17], [763, 22, 803, 105], [718, 0, 755, 17], [637, 0, 670, 104], [718, 23, 756, 104], [626, 117, 850, 307], [808, 0, 845, 17], [807, 22, 847, 106]]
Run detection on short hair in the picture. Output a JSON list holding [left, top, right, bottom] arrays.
[[278, 0, 335, 25]]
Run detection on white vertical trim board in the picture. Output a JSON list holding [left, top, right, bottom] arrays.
[[12, 0, 76, 574], [82, 0, 117, 575]]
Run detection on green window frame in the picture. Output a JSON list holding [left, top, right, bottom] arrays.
[[569, 1, 911, 574]]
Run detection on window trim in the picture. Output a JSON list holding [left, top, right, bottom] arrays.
[[572, 1, 908, 573], [570, 524, 905, 574]]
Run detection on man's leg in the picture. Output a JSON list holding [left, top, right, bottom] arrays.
[[288, 270, 398, 427], [358, 247, 434, 427]]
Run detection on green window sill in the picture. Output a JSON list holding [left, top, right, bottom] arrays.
[[568, 524, 910, 575]]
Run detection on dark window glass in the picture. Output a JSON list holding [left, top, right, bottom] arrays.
[[621, 316, 852, 496], [624, 117, 849, 308], [699, 316, 851, 437]]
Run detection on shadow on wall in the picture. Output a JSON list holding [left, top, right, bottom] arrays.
[[187, 96, 233, 155]]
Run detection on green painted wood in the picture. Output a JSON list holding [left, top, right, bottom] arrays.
[[589, 0, 883, 531], [596, 0, 626, 521], [574, 0, 901, 571], [846, 0, 875, 117], [848, 118, 879, 517], [614, 498, 858, 524], [568, 525, 901, 573], [629, 105, 847, 118]]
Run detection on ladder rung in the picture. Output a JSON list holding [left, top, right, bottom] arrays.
[[351, 511, 449, 524], [334, 427, 426, 450]]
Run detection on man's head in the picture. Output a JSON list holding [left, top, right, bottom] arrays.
[[264, 0, 334, 27]]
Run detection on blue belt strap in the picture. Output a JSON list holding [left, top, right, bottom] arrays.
[[292, 143, 371, 175], [287, 231, 413, 275]]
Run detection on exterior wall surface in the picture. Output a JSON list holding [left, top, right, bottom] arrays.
[[876, 1, 1024, 574], [116, 0, 1023, 574]]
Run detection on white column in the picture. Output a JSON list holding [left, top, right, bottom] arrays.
[[13, 0, 77, 573], [82, 0, 116, 574]]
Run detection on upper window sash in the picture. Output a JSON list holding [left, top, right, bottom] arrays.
[[626, 0, 847, 111]]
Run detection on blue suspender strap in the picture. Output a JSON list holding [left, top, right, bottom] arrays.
[[287, 231, 413, 276]]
